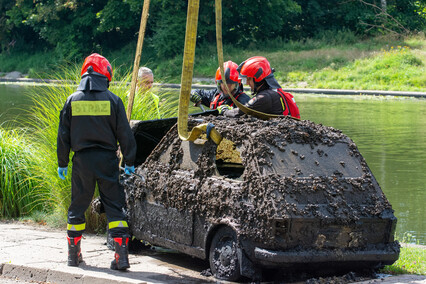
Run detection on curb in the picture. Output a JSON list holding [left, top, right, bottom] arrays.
[[0, 263, 145, 284], [1, 77, 425, 98], [157, 83, 426, 98]]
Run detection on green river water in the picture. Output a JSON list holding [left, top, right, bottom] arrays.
[[0, 84, 425, 245]]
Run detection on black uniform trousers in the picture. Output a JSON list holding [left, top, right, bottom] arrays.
[[67, 148, 128, 238]]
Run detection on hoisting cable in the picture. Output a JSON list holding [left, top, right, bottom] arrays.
[[126, 0, 151, 121], [121, 0, 150, 169], [177, 0, 223, 144], [215, 0, 296, 121]]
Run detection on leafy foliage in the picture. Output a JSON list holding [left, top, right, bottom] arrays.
[[1, 0, 424, 62]]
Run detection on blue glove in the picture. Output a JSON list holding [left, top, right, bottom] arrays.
[[190, 92, 202, 105], [58, 167, 68, 180], [217, 104, 232, 115], [124, 165, 135, 175]]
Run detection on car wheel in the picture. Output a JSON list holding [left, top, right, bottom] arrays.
[[209, 226, 241, 281]]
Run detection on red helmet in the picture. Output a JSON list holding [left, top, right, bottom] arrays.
[[215, 61, 240, 84], [237, 56, 272, 82], [81, 53, 113, 81]]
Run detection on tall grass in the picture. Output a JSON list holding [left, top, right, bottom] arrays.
[[109, 70, 179, 120], [0, 127, 47, 217], [25, 63, 178, 231]]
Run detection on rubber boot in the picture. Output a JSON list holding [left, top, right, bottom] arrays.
[[67, 236, 83, 266], [110, 237, 130, 270]]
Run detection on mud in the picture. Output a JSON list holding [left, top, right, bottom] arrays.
[[125, 115, 395, 246], [305, 271, 373, 284], [120, 114, 399, 283]]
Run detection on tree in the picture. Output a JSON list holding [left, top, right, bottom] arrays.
[[1, 0, 425, 60], [5, 0, 142, 58], [381, 0, 387, 13]]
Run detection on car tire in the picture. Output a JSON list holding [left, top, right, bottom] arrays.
[[209, 226, 241, 281]]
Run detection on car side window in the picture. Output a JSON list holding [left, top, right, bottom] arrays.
[[178, 139, 206, 171], [215, 138, 245, 179]]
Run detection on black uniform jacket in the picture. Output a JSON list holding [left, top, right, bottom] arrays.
[[193, 85, 251, 109], [224, 87, 284, 118], [57, 74, 136, 167]]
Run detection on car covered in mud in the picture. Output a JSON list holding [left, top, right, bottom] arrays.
[[122, 114, 400, 281]]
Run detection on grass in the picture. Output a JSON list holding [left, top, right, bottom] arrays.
[[1, 33, 425, 91], [0, 127, 47, 218], [381, 233, 426, 275], [188, 33, 426, 92], [381, 245, 425, 275], [306, 46, 426, 91]]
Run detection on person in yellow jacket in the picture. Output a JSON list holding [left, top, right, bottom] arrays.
[[134, 67, 160, 119]]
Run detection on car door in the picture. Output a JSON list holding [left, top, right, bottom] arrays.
[[135, 137, 206, 246]]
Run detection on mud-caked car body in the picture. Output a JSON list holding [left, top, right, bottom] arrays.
[[123, 114, 399, 281]]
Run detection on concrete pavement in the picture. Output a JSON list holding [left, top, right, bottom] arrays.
[[0, 221, 213, 284], [0, 221, 424, 284]]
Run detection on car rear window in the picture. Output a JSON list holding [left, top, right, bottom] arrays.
[[267, 142, 365, 178]]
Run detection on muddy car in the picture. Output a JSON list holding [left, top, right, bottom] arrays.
[[122, 114, 399, 281]]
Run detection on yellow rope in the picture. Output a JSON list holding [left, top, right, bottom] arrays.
[[177, 0, 222, 144], [215, 0, 282, 121], [177, 0, 298, 145]]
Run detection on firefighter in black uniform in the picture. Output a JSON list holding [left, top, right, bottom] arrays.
[[219, 56, 301, 119], [190, 60, 250, 111], [57, 53, 137, 270]]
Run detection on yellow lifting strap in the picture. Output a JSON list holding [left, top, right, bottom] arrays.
[[177, 0, 222, 145]]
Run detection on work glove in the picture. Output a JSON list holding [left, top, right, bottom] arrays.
[[217, 104, 232, 115], [190, 92, 202, 105], [124, 165, 135, 175], [57, 167, 68, 180]]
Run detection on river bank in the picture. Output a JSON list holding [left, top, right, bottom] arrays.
[[1, 35, 425, 93], [1, 74, 426, 98]]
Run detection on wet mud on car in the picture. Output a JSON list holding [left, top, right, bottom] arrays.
[[119, 114, 399, 282]]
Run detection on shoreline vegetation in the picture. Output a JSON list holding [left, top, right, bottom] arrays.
[[0, 34, 425, 92]]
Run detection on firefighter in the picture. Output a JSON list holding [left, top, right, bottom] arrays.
[[190, 60, 251, 111], [57, 53, 136, 270], [218, 56, 301, 119]]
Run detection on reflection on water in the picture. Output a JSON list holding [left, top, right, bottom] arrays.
[[0, 84, 33, 128], [1, 85, 425, 245], [298, 94, 426, 245]]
